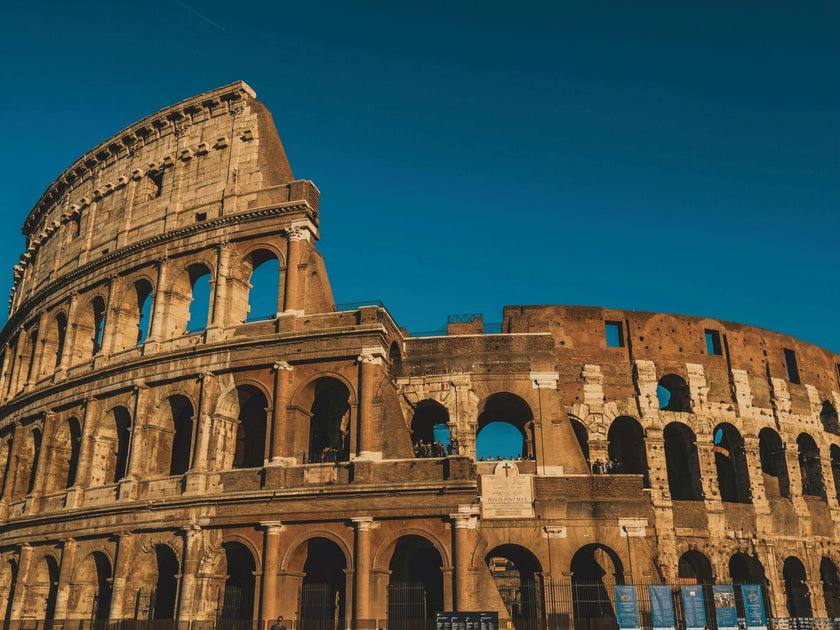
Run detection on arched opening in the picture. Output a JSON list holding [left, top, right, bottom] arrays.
[[1, 560, 17, 625], [308, 378, 351, 463], [570, 544, 624, 624], [153, 545, 179, 619], [113, 407, 131, 483], [783, 557, 812, 617], [185, 264, 213, 332], [820, 557, 840, 618], [819, 401, 839, 435], [168, 395, 194, 476], [410, 400, 451, 458], [246, 251, 281, 321], [233, 386, 268, 469], [570, 418, 590, 466], [45, 417, 81, 492], [607, 416, 648, 483], [678, 550, 713, 584], [758, 428, 790, 499], [220, 542, 257, 621], [476, 393, 534, 460], [30, 555, 59, 621], [831, 445, 840, 506], [486, 544, 545, 630], [713, 423, 751, 503], [663, 422, 703, 501], [729, 553, 771, 619], [71, 552, 112, 620], [797, 433, 825, 500], [387, 535, 444, 628], [299, 538, 347, 630], [657, 374, 691, 412]]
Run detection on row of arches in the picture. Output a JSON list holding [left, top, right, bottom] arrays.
[[1, 246, 287, 397]]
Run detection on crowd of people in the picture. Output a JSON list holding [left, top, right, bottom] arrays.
[[591, 458, 623, 474], [414, 437, 460, 458]]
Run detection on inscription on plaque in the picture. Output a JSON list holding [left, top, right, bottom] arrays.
[[480, 461, 535, 519]]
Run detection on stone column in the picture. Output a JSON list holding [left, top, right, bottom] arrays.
[[270, 362, 294, 464], [109, 532, 134, 621], [10, 543, 34, 619], [148, 256, 171, 342], [450, 507, 479, 611], [355, 348, 385, 460], [260, 521, 284, 621], [351, 517, 374, 629], [27, 310, 49, 386], [177, 525, 202, 620], [53, 537, 78, 619], [56, 292, 80, 378]]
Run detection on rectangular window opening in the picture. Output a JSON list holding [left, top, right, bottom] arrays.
[[705, 329, 722, 355], [784, 348, 800, 384], [605, 321, 624, 348]]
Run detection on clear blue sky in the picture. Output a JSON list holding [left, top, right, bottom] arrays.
[[1, 0, 839, 355]]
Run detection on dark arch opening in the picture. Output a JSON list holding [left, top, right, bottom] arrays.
[[410, 400, 451, 458], [233, 386, 268, 469], [220, 542, 257, 621], [820, 401, 839, 435], [607, 416, 648, 484], [570, 544, 624, 622], [113, 407, 132, 483], [26, 428, 43, 495], [388, 535, 444, 628], [820, 557, 840, 618], [783, 557, 812, 617], [153, 546, 179, 619], [758, 428, 790, 499], [678, 550, 713, 584], [486, 544, 544, 630], [169, 395, 194, 476], [657, 374, 691, 412], [308, 378, 351, 463], [53, 312, 67, 369], [300, 538, 347, 629], [664, 423, 703, 501], [92, 552, 113, 621], [247, 250, 281, 321], [570, 419, 590, 466], [713, 423, 751, 503], [797, 433, 825, 500], [729, 553, 771, 619]]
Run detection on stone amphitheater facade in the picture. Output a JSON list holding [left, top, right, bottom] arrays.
[[0, 81, 839, 628]]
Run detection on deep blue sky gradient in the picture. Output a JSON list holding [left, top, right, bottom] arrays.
[[1, 1, 838, 353]]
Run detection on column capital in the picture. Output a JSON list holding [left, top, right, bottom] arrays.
[[261, 521, 285, 534], [350, 516, 374, 531]]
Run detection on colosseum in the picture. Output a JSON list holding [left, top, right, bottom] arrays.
[[0, 81, 838, 630]]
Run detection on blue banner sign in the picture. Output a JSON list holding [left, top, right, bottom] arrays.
[[740, 585, 768, 630], [649, 585, 676, 630], [614, 585, 640, 630], [680, 585, 706, 630], [713, 585, 738, 630]]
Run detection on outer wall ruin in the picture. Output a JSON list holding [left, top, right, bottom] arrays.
[[0, 81, 839, 627]]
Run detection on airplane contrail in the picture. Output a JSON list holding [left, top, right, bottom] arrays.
[[171, 0, 225, 30]]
